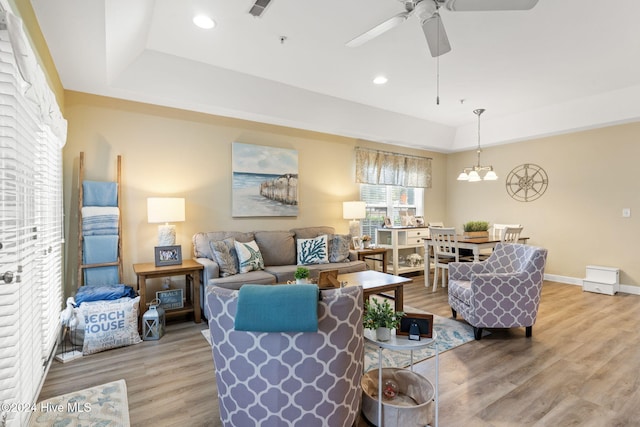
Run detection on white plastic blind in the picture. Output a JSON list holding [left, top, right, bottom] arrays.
[[0, 8, 66, 427]]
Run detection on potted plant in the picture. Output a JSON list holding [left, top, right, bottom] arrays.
[[463, 221, 490, 239], [294, 267, 310, 284], [361, 234, 372, 248], [363, 299, 404, 341]]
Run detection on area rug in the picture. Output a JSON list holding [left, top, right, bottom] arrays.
[[29, 379, 130, 427], [363, 308, 482, 372], [200, 308, 482, 372]]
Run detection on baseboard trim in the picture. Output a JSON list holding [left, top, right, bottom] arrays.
[[544, 273, 640, 295]]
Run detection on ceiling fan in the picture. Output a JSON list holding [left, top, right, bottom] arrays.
[[346, 0, 539, 57]]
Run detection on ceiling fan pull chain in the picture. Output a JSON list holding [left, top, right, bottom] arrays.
[[436, 8, 441, 105], [436, 54, 440, 105]]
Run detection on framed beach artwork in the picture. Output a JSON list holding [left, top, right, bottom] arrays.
[[232, 142, 299, 217]]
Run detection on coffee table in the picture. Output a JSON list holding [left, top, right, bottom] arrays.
[[338, 270, 412, 312]]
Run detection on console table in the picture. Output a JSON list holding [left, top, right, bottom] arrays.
[[376, 227, 428, 275], [133, 259, 203, 325]]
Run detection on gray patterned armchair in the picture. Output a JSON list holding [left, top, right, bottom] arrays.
[[206, 285, 364, 427], [447, 243, 548, 340]]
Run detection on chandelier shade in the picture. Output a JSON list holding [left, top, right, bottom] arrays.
[[457, 108, 498, 182]]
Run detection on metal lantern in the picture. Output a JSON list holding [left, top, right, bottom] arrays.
[[142, 299, 165, 340]]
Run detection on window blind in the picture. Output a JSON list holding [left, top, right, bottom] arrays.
[[0, 8, 66, 427]]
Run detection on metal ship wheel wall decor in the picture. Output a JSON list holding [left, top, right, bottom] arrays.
[[505, 163, 548, 202]]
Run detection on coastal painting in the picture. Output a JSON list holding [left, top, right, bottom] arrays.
[[232, 142, 299, 217]]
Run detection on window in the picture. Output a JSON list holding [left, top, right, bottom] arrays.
[[360, 184, 424, 244], [0, 10, 66, 425]]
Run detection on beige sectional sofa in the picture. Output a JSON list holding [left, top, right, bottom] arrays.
[[193, 226, 367, 292]]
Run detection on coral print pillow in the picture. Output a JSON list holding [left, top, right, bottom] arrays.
[[297, 234, 329, 265], [234, 240, 265, 273]]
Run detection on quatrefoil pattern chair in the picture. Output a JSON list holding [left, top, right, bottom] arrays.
[[206, 285, 364, 427], [447, 243, 548, 340]]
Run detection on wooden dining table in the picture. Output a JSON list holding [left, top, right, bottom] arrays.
[[422, 235, 529, 286]]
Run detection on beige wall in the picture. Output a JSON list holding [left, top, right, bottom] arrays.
[[447, 123, 640, 287], [63, 91, 447, 299], [18, 3, 640, 294]]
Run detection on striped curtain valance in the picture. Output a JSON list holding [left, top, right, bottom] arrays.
[[355, 147, 432, 188]]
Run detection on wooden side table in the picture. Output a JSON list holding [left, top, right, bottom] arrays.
[[133, 259, 203, 324], [355, 247, 388, 273]]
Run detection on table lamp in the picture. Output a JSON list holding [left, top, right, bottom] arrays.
[[147, 197, 185, 246], [343, 201, 366, 238]]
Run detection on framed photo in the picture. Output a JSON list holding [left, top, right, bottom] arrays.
[[383, 217, 392, 228], [352, 236, 362, 250], [156, 289, 184, 310], [397, 313, 433, 338], [415, 216, 425, 226], [154, 245, 182, 267]]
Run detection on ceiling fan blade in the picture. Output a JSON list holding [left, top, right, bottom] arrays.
[[248, 0, 273, 17], [422, 12, 451, 57], [346, 12, 411, 48], [444, 0, 539, 12]]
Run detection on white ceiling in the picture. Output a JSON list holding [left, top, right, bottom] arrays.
[[30, 0, 640, 152]]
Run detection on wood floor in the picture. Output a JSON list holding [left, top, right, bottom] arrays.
[[38, 278, 640, 426]]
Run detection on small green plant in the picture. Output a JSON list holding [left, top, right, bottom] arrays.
[[361, 235, 372, 242], [363, 299, 404, 330], [463, 221, 490, 232], [294, 267, 310, 280]]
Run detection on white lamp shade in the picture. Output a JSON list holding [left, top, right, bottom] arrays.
[[147, 198, 185, 223], [343, 201, 366, 239], [343, 201, 366, 220], [467, 171, 481, 182], [484, 170, 498, 180], [457, 171, 469, 181]]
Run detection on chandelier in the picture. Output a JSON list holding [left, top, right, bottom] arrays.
[[457, 108, 498, 182]]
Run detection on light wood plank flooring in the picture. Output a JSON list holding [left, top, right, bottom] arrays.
[[39, 279, 640, 426]]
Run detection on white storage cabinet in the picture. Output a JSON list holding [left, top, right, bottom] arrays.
[[582, 265, 619, 295], [376, 227, 428, 275]]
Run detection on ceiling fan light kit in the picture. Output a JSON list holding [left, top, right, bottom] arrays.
[[457, 108, 498, 182]]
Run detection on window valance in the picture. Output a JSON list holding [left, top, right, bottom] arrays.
[[355, 147, 432, 188]]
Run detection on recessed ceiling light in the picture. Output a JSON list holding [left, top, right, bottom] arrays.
[[373, 75, 388, 85], [193, 14, 215, 29]]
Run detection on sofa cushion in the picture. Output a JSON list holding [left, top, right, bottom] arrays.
[[193, 231, 255, 259], [209, 238, 238, 277], [254, 231, 296, 266], [290, 226, 335, 239], [264, 260, 366, 283], [208, 270, 277, 290], [329, 234, 351, 263], [297, 234, 329, 265], [235, 240, 265, 273]]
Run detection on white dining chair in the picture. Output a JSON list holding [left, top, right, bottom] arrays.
[[476, 223, 522, 260], [428, 226, 459, 292], [501, 226, 524, 243], [492, 223, 521, 239]]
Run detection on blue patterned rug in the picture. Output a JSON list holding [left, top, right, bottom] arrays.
[[29, 379, 130, 426], [364, 310, 482, 372]]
